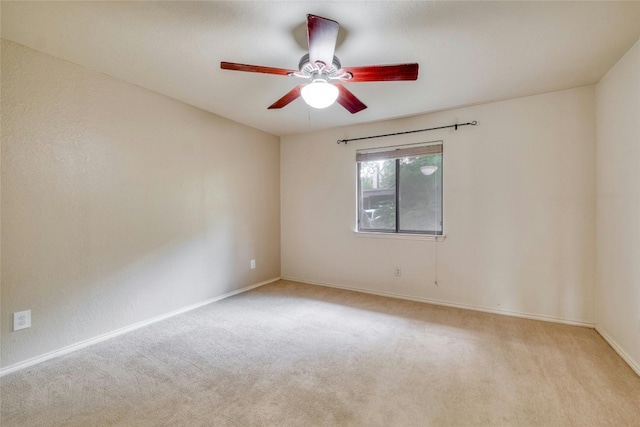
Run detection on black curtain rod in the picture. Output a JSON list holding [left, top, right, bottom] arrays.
[[337, 121, 478, 144]]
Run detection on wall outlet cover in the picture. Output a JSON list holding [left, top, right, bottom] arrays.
[[13, 310, 31, 331]]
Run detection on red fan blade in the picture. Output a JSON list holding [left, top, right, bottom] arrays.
[[268, 85, 305, 109], [341, 63, 419, 82], [221, 62, 296, 76], [335, 83, 367, 114], [307, 14, 339, 67]]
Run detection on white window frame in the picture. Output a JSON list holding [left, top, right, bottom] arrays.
[[355, 141, 444, 239]]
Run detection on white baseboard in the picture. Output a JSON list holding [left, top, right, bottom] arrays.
[[282, 276, 595, 328], [595, 326, 640, 377], [0, 277, 280, 377]]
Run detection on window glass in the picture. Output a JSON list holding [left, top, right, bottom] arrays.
[[398, 154, 442, 234], [357, 143, 442, 235], [358, 160, 396, 231]]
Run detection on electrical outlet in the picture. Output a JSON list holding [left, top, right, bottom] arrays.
[[13, 310, 31, 332], [395, 267, 401, 277], [250, 259, 256, 269]]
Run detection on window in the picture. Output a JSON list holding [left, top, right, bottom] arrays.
[[357, 142, 442, 235]]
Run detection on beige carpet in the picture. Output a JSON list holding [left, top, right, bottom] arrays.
[[1, 280, 639, 426]]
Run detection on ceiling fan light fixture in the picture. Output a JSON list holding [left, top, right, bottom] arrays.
[[301, 79, 339, 109]]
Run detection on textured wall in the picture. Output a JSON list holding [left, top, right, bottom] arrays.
[[595, 40, 640, 373], [281, 86, 596, 325], [1, 40, 280, 368]]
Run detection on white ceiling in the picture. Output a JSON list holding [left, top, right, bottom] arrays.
[[2, 1, 639, 136]]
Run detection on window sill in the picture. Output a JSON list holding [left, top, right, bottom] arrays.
[[353, 231, 446, 242]]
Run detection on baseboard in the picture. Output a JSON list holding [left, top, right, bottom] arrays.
[[595, 326, 640, 377], [282, 276, 595, 328], [0, 277, 280, 377]]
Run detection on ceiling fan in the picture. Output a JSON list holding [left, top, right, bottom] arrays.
[[221, 14, 419, 114]]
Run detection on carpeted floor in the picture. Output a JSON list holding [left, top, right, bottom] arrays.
[[2, 280, 639, 426]]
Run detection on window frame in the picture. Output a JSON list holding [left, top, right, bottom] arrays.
[[356, 141, 443, 236]]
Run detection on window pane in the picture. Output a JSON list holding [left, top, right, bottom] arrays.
[[398, 154, 442, 234], [358, 160, 396, 231]]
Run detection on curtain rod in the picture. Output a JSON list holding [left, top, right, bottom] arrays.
[[336, 121, 478, 145]]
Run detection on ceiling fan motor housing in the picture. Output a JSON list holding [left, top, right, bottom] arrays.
[[298, 53, 345, 81]]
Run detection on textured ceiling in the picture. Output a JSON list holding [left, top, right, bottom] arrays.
[[2, 1, 639, 136]]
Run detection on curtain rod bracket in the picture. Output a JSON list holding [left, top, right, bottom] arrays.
[[337, 121, 477, 145]]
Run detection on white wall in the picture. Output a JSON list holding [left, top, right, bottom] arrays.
[[282, 86, 596, 325], [595, 40, 640, 374], [1, 40, 281, 368]]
